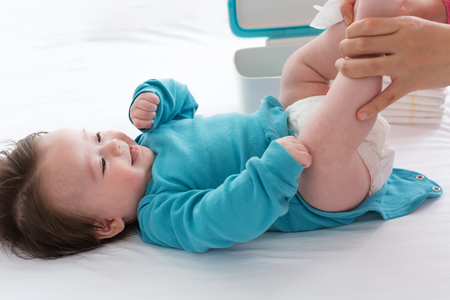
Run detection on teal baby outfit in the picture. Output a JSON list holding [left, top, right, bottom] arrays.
[[130, 78, 442, 252]]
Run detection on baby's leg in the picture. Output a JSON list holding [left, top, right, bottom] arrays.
[[295, 0, 405, 212], [278, 21, 346, 108], [279, 0, 406, 108]]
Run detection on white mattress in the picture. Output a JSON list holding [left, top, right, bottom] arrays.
[[1, 1, 450, 299]]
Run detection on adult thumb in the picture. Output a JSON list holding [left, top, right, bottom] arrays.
[[340, 0, 356, 25], [357, 82, 408, 120]]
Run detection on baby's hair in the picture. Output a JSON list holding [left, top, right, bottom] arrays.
[[0, 132, 135, 259]]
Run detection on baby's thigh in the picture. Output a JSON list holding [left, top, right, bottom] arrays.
[[297, 151, 371, 212]]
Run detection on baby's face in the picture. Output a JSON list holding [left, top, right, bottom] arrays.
[[38, 128, 154, 226]]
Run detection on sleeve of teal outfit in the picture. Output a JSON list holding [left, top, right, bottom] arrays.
[[137, 141, 304, 252], [129, 78, 199, 131], [130, 79, 304, 252]]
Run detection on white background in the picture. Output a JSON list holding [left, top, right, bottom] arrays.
[[1, 1, 450, 299]]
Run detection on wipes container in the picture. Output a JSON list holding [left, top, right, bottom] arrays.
[[228, 0, 326, 113]]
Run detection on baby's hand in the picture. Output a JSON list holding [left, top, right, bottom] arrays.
[[275, 136, 312, 168], [130, 92, 160, 129]]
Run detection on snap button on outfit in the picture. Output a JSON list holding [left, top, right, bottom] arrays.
[[433, 186, 441, 192], [416, 175, 424, 180]]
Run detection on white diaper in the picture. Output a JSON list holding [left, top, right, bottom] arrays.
[[285, 96, 395, 196]]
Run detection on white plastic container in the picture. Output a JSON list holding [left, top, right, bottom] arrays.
[[228, 0, 326, 113]]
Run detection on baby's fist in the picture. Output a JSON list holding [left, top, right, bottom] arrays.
[[275, 136, 312, 168], [130, 92, 160, 129]]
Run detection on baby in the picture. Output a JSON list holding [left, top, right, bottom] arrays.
[[0, 0, 442, 258]]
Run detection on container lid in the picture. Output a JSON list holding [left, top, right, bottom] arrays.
[[228, 0, 325, 39]]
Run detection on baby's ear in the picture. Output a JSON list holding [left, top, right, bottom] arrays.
[[95, 218, 125, 239]]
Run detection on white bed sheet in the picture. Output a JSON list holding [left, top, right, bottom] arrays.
[[1, 1, 450, 299]]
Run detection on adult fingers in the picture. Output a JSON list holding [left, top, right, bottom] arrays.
[[345, 17, 402, 38], [340, 0, 356, 25], [337, 55, 398, 79], [357, 81, 410, 120], [339, 34, 397, 57]]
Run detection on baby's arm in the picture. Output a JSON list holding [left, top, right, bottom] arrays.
[[138, 141, 304, 252], [128, 79, 199, 131]]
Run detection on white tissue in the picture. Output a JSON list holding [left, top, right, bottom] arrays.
[[310, 0, 344, 29]]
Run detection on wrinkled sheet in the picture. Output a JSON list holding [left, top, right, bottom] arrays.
[[1, 1, 450, 299]]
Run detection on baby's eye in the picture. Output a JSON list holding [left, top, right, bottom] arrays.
[[96, 132, 102, 143], [101, 158, 106, 174]]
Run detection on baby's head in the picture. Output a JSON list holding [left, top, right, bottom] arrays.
[[0, 129, 154, 259]]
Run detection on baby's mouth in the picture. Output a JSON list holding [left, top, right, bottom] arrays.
[[130, 146, 139, 165]]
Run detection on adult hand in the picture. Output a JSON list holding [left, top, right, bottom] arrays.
[[338, 0, 450, 120], [338, 16, 450, 120], [130, 92, 160, 129]]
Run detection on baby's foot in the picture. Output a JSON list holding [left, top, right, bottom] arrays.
[[355, 0, 406, 21]]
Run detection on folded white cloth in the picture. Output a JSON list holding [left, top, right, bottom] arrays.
[[381, 78, 447, 123], [383, 78, 447, 99], [381, 116, 444, 124], [310, 0, 344, 29], [386, 102, 445, 113], [381, 109, 444, 118], [395, 94, 446, 106]]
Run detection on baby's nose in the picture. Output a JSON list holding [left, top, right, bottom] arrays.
[[105, 139, 122, 156]]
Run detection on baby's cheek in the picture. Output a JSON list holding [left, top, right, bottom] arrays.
[[125, 169, 148, 193]]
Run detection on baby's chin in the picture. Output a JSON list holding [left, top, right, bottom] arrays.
[[136, 146, 154, 182]]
